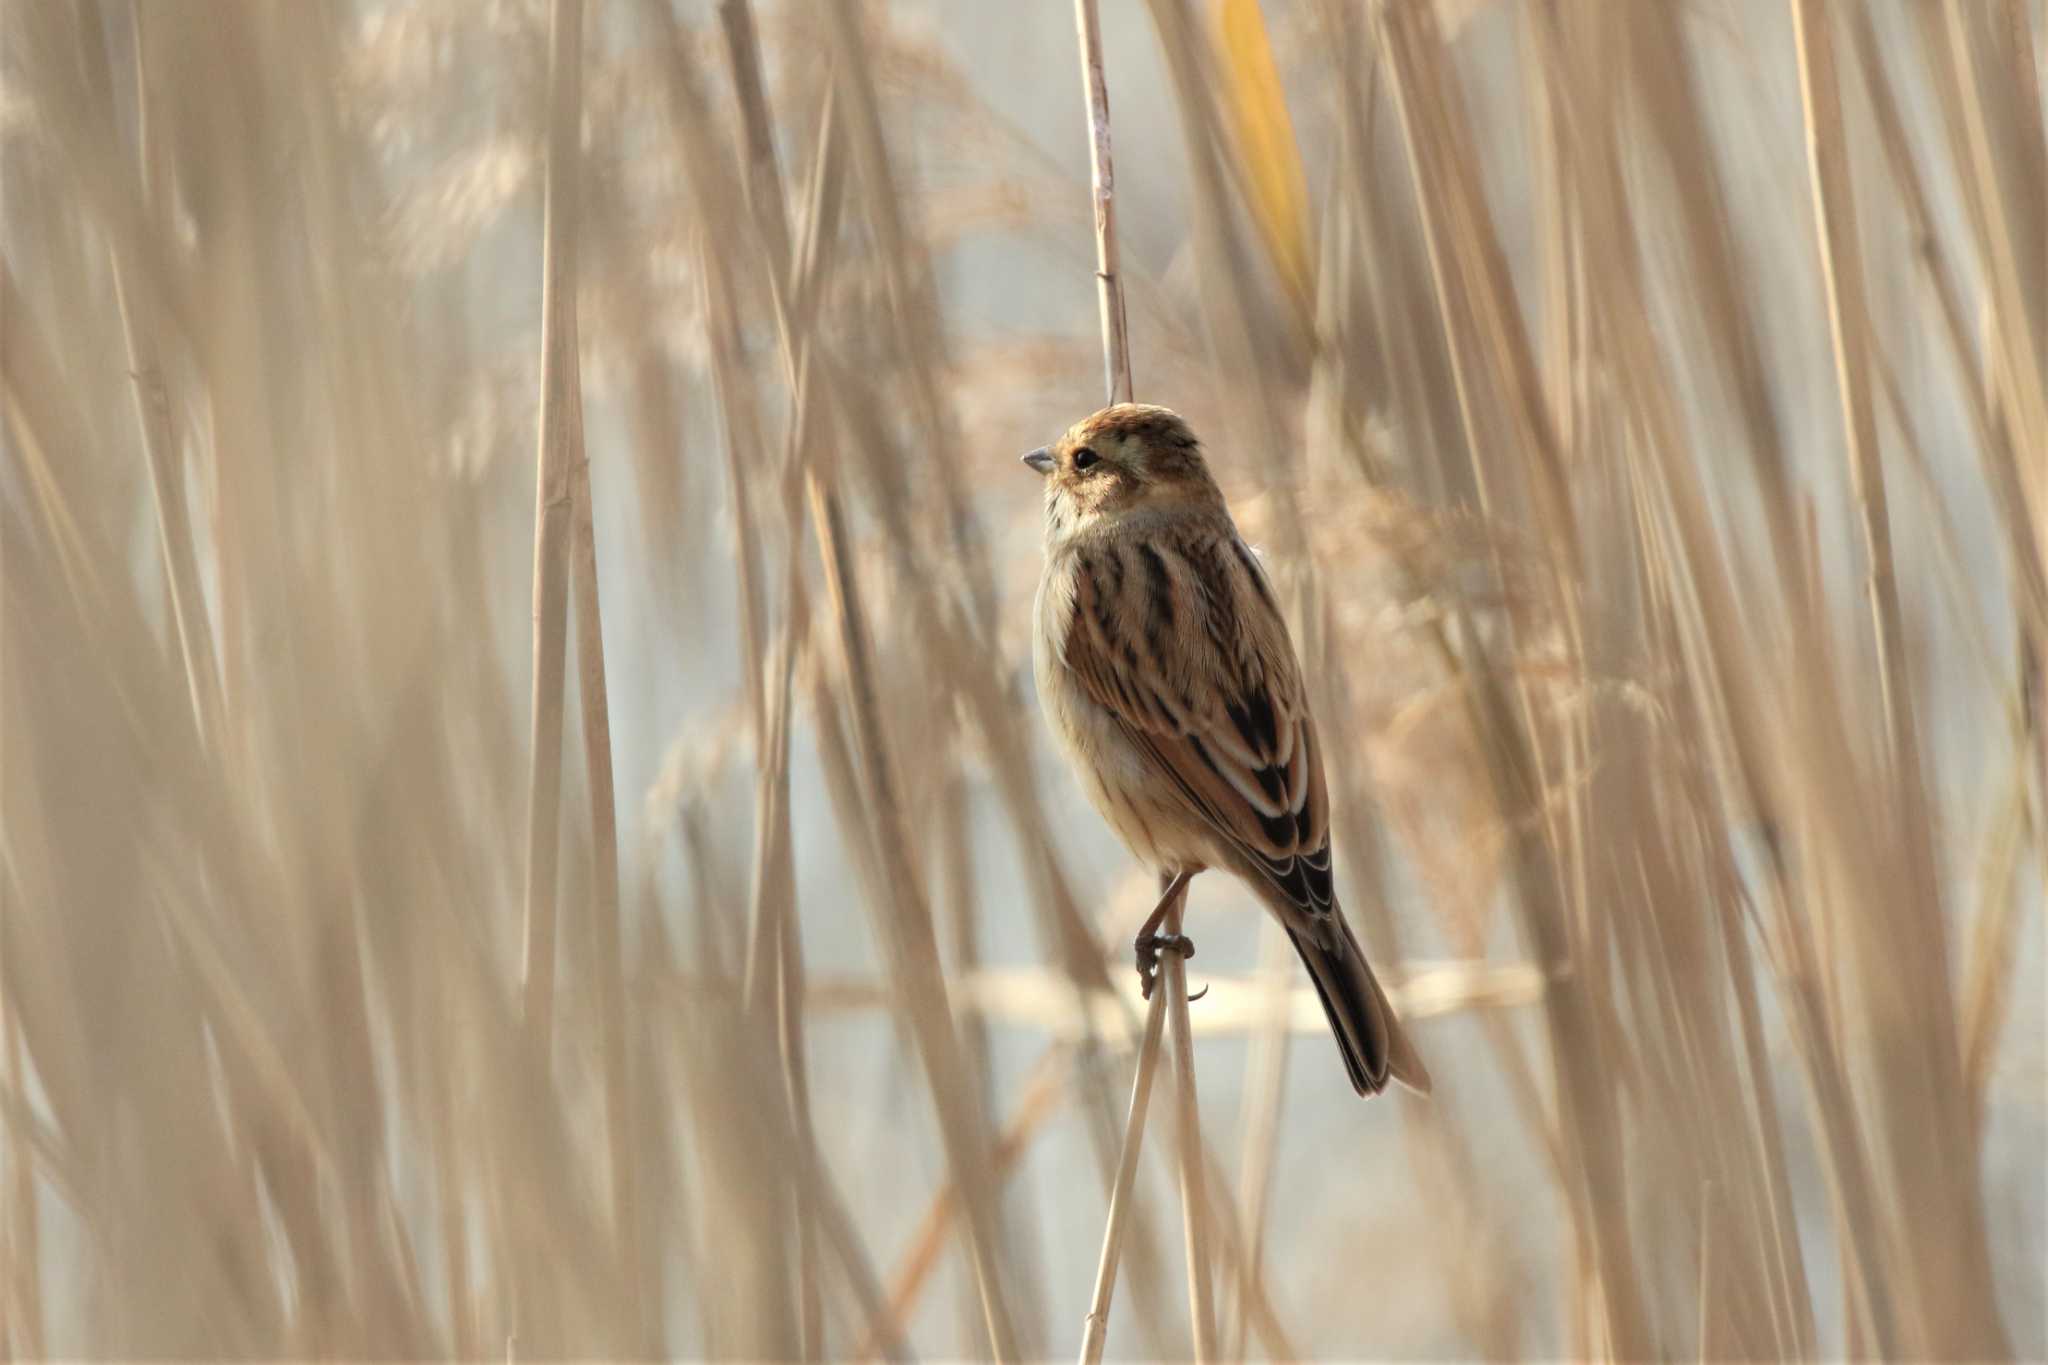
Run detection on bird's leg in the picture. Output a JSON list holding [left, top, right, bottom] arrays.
[[1134, 868, 1197, 1000]]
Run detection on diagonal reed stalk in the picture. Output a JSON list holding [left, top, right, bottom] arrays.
[[1790, 6, 2006, 1352], [1079, 906, 1173, 1365]]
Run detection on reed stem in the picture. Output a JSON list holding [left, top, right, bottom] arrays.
[[1160, 892, 1216, 1359], [1078, 944, 1171, 1364], [518, 0, 585, 1061], [1073, 0, 1134, 405]]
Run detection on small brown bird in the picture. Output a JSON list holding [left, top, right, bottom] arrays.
[[1026, 404, 1430, 1097]]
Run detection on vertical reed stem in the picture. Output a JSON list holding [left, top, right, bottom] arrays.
[[519, 0, 585, 1057], [116, 2, 223, 753], [1160, 892, 1216, 1360], [1079, 937, 1172, 1364], [1074, 0, 1134, 405], [569, 352, 637, 1338], [2, 995, 41, 1359], [1070, 4, 1213, 1354]]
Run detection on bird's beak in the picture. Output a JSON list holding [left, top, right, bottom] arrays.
[[1021, 446, 1055, 475]]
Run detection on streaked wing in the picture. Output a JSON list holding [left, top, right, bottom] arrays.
[[1054, 525, 1334, 918]]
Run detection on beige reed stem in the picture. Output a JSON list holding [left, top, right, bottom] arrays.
[[1160, 894, 1217, 1358], [1078, 929, 1171, 1364], [1074, 0, 1134, 405], [1070, 2, 1214, 1356], [519, 0, 584, 1059]]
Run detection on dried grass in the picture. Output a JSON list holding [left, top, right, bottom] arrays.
[[1, 0, 2040, 1358]]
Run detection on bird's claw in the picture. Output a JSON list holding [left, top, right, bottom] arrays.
[[1135, 932, 1196, 1001]]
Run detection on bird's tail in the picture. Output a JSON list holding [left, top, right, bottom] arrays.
[[1289, 912, 1431, 1098]]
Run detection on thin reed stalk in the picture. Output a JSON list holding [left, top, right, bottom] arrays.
[[2, 988, 41, 1359], [1074, 0, 1133, 404], [519, 0, 586, 1057], [1376, 6, 1647, 1354], [112, 251, 222, 754], [1079, 948, 1172, 1364], [1792, 7, 2006, 1353], [1067, 5, 1221, 1354], [567, 329, 637, 1334], [866, 1042, 1072, 1357], [1196, 1145, 1301, 1361], [1160, 891, 1216, 1360], [1223, 919, 1290, 1359], [704, 17, 837, 1352], [713, 23, 1024, 1353], [1791, 0, 1937, 894], [807, 475, 1024, 1360]]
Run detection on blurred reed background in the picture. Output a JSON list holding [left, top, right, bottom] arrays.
[[2, 0, 2044, 1358]]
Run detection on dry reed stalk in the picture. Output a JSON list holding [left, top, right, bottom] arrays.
[[1874, 355, 2014, 693], [1376, 8, 1648, 1355], [1068, 5, 1223, 1355], [715, 40, 1024, 1354], [936, 763, 1021, 1346], [807, 476, 1024, 1360], [795, 62, 1065, 1286], [428, 1045, 478, 1360], [1320, 22, 1568, 1196], [714, 11, 1031, 1350], [1791, 0, 1938, 904], [718, 0, 791, 272], [1957, 750, 2034, 1135], [1141, 0, 1308, 551], [785, 5, 1169, 1321], [112, 250, 222, 755], [1621, 227, 1903, 1354], [750, 361, 826, 1358], [1792, 9, 2008, 1354], [11, 0, 2045, 1355], [567, 336, 637, 1329], [1222, 919, 1289, 1359], [704, 31, 838, 1349], [1194, 1145, 1301, 1361], [1845, 8, 2046, 628], [627, 15, 817, 1353], [1915, 1, 2048, 815], [1526, 8, 1829, 1353], [1587, 16, 1903, 1354], [1079, 943, 1173, 1365], [863, 1042, 1072, 1358], [758, 633, 823, 1360], [518, 0, 585, 1058], [1308, 525, 1527, 1358], [643, 0, 772, 744], [1925, 3, 2048, 459], [667, 985, 801, 1357], [1159, 890, 1216, 1360], [1074, 0, 1134, 403], [1, 989, 41, 1359]]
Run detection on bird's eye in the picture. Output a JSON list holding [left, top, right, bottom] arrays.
[[1072, 447, 1100, 471]]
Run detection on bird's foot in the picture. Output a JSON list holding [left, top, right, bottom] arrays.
[[1135, 932, 1196, 1001]]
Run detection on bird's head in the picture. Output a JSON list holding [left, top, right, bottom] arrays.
[[1022, 403, 1221, 540]]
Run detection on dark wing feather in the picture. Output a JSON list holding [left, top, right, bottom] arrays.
[[1057, 528, 1334, 921]]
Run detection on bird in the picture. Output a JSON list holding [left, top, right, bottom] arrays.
[[1024, 403, 1430, 1097]]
